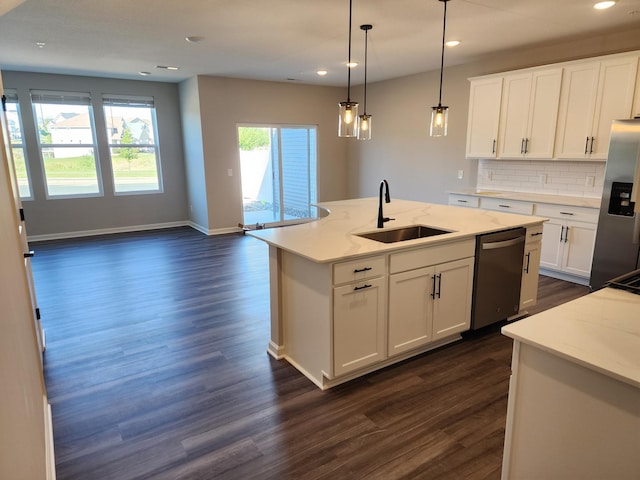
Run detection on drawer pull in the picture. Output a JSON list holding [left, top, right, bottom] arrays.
[[498, 204, 511, 208], [353, 284, 372, 291], [559, 211, 574, 216], [531, 232, 543, 237], [524, 252, 531, 274], [457, 200, 468, 203], [353, 267, 372, 273]]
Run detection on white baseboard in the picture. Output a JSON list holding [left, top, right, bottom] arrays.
[[539, 269, 590, 287], [188, 221, 244, 236], [28, 221, 190, 242]]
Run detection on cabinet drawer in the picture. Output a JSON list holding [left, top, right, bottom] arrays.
[[480, 197, 534, 215], [525, 224, 544, 245], [534, 203, 599, 223], [333, 255, 385, 285], [448, 194, 480, 208], [390, 239, 475, 274]]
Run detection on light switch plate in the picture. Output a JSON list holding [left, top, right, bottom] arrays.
[[457, 169, 464, 180]]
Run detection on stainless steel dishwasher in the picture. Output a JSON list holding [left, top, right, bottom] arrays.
[[471, 228, 526, 330]]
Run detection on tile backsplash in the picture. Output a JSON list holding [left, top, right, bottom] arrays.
[[477, 159, 605, 198]]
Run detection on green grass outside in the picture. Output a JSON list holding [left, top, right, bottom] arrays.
[[12, 150, 158, 179]]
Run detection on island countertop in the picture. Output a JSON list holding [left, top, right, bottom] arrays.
[[247, 197, 546, 263], [502, 287, 640, 389]]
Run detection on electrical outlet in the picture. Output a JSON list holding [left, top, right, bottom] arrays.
[[485, 171, 493, 181], [539, 174, 547, 185], [457, 169, 464, 180], [227, 169, 233, 177], [585, 175, 595, 187]]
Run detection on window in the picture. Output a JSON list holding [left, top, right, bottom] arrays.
[[238, 125, 318, 227], [31, 90, 102, 198], [3, 90, 32, 199], [103, 95, 162, 194]]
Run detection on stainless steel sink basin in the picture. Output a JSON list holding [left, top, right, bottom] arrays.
[[356, 225, 453, 243]]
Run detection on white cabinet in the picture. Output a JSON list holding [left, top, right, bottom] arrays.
[[466, 77, 502, 158], [448, 193, 479, 208], [388, 241, 475, 357], [520, 225, 543, 311], [554, 56, 638, 160], [498, 68, 562, 159], [479, 197, 534, 215], [333, 276, 386, 376], [332, 255, 387, 376], [537, 204, 598, 279]]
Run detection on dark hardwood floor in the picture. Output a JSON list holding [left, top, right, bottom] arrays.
[[31, 227, 590, 480]]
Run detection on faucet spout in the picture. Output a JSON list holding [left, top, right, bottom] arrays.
[[377, 179, 392, 228]]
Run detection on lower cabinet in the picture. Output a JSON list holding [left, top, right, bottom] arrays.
[[539, 218, 596, 278], [333, 276, 386, 376], [520, 225, 543, 310], [388, 257, 474, 357]]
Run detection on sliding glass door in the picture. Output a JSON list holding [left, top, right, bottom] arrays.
[[238, 125, 318, 227]]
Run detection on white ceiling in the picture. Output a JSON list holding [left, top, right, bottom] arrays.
[[1, 0, 640, 86]]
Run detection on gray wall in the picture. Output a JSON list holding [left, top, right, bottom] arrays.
[[181, 76, 348, 233], [3, 71, 188, 237], [347, 26, 640, 204]]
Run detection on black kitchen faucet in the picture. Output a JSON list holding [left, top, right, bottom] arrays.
[[377, 179, 393, 228]]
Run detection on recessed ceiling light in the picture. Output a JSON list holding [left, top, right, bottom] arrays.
[[446, 40, 460, 47], [138, 71, 151, 76], [316, 70, 328, 76], [156, 65, 180, 71], [185, 36, 204, 43], [35, 41, 46, 48], [594, 1, 616, 10], [347, 62, 358, 68]]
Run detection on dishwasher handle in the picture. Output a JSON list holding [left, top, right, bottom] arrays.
[[481, 236, 525, 250]]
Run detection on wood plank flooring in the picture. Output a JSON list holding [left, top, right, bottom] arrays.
[[31, 227, 590, 480]]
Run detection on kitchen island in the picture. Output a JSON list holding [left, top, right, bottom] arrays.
[[501, 287, 640, 479], [248, 197, 546, 389]]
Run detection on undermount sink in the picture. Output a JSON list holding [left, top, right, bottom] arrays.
[[356, 225, 453, 243]]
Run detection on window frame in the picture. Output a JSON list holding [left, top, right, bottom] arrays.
[[3, 89, 33, 200], [31, 90, 104, 199], [102, 94, 163, 196]]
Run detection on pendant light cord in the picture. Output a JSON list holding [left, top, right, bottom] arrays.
[[438, 0, 447, 107], [363, 27, 368, 114], [347, 0, 353, 102]]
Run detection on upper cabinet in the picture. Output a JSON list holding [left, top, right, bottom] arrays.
[[466, 77, 502, 158], [498, 68, 562, 159], [555, 56, 638, 160], [466, 51, 640, 161]]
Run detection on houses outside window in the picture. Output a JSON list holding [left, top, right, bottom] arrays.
[[4, 90, 32, 199], [102, 95, 162, 194], [31, 90, 102, 198]]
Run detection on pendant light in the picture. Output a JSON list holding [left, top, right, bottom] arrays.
[[430, 0, 449, 137], [357, 24, 373, 141], [338, 0, 358, 137]]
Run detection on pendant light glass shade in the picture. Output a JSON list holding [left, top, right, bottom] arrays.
[[431, 0, 450, 137], [357, 24, 373, 141], [338, 0, 358, 137], [357, 114, 372, 140], [430, 105, 448, 137], [338, 101, 359, 137]]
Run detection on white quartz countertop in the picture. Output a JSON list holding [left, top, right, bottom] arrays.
[[449, 189, 601, 209], [502, 288, 640, 389], [247, 198, 546, 263]]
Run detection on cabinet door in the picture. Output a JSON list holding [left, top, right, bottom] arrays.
[[562, 220, 597, 277], [498, 72, 531, 158], [520, 242, 541, 310], [590, 56, 638, 158], [388, 266, 434, 357], [333, 277, 386, 376], [539, 219, 564, 271], [554, 62, 601, 159], [525, 68, 562, 159], [466, 77, 502, 158], [432, 257, 474, 341]]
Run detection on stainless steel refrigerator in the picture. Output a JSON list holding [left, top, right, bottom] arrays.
[[590, 119, 640, 290]]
